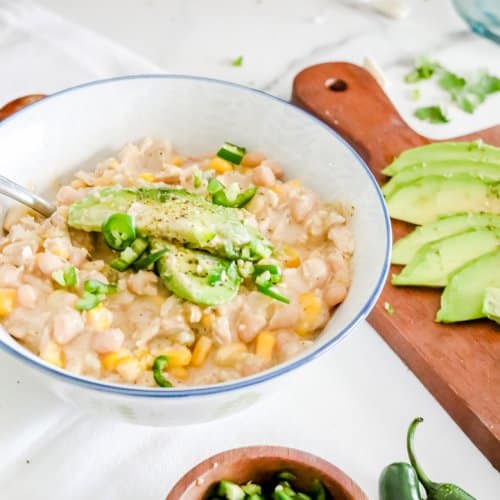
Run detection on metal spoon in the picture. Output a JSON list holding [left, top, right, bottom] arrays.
[[0, 174, 56, 217]]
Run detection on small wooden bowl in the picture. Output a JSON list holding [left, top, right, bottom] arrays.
[[166, 446, 368, 500]]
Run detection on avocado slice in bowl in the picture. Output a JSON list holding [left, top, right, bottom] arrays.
[[68, 187, 273, 261]]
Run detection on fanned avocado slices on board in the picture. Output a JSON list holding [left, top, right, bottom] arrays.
[[382, 141, 500, 325]]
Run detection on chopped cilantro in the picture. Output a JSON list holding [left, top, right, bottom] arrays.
[[410, 88, 420, 101], [406, 57, 500, 119], [414, 106, 449, 124], [404, 57, 440, 83], [437, 70, 466, 92], [231, 55, 244, 67]]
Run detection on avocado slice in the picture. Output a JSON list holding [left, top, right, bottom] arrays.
[[382, 161, 500, 198], [154, 241, 241, 306], [436, 249, 500, 323], [392, 212, 500, 265], [382, 141, 500, 177], [392, 228, 500, 287], [482, 287, 500, 324], [386, 175, 500, 225], [68, 187, 272, 261]]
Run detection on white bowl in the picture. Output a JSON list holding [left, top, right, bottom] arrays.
[[0, 76, 391, 425]]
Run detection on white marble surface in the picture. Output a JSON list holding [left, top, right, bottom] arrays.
[[0, 0, 499, 498]]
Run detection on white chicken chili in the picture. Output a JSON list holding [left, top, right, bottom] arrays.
[[0, 138, 353, 387]]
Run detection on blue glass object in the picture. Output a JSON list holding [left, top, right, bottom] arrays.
[[452, 0, 500, 44]]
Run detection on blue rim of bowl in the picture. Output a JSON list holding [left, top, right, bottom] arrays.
[[0, 74, 392, 398]]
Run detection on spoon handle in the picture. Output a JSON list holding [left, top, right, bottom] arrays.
[[0, 174, 55, 217]]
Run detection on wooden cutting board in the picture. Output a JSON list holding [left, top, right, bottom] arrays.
[[293, 62, 500, 470], [1, 81, 499, 468]]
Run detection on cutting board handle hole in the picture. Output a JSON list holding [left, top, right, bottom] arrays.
[[324, 78, 348, 92]]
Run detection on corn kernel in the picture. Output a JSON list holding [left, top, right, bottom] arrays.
[[200, 312, 215, 328], [71, 179, 86, 189], [94, 176, 115, 186], [101, 348, 130, 371], [255, 332, 275, 362], [139, 172, 155, 182], [86, 305, 113, 331], [134, 348, 154, 370], [191, 336, 213, 367], [283, 247, 301, 268], [115, 356, 142, 382], [0, 288, 16, 317], [204, 157, 232, 173], [270, 184, 284, 196], [171, 155, 185, 166], [40, 341, 65, 368], [296, 292, 322, 336], [170, 366, 189, 380], [162, 346, 192, 367], [215, 342, 247, 367]]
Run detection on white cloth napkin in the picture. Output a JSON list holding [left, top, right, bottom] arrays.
[[0, 2, 497, 499], [0, 0, 159, 103]]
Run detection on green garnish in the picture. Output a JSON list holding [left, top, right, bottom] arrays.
[[152, 355, 172, 388], [384, 301, 395, 315], [207, 177, 224, 194], [84, 279, 117, 295], [75, 292, 101, 311], [257, 285, 290, 304], [208, 177, 257, 208], [404, 57, 440, 83], [193, 170, 203, 188], [102, 213, 136, 251], [211, 471, 327, 500], [52, 265, 78, 288], [75, 279, 118, 311], [410, 88, 420, 101], [213, 185, 257, 208], [133, 247, 169, 271], [437, 70, 466, 92], [110, 237, 149, 271], [277, 472, 297, 482], [217, 141, 246, 165], [231, 55, 244, 67], [414, 106, 449, 124], [253, 263, 282, 288], [405, 58, 500, 120]]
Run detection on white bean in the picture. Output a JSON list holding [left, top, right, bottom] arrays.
[[92, 328, 124, 354], [56, 185, 85, 205], [0, 264, 22, 287], [290, 194, 315, 222], [252, 165, 275, 187], [52, 308, 84, 344], [17, 284, 37, 308], [37, 252, 65, 276], [238, 305, 266, 343], [302, 257, 330, 288], [324, 282, 348, 308], [127, 271, 158, 296], [270, 303, 301, 330]]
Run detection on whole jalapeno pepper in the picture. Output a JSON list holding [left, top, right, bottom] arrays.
[[379, 462, 423, 500], [407, 418, 476, 500]]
